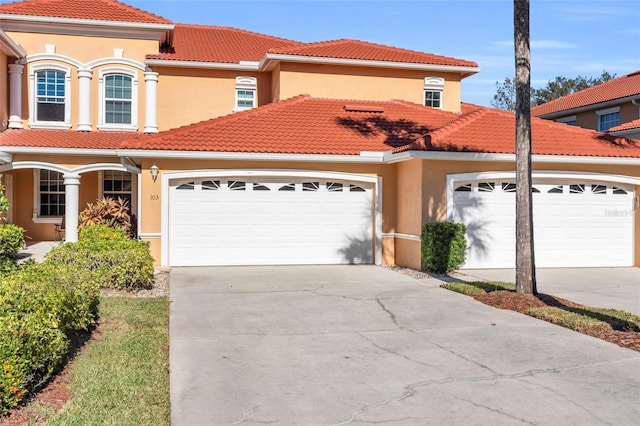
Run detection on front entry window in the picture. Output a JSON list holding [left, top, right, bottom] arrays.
[[103, 171, 133, 209], [39, 170, 65, 216]]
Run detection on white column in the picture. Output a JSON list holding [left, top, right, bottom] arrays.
[[77, 69, 92, 131], [63, 173, 81, 242], [144, 70, 159, 133], [8, 64, 24, 129]]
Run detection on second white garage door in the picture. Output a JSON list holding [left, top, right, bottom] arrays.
[[169, 178, 374, 266], [452, 181, 635, 268]]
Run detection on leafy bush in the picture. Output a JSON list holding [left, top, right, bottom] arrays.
[[421, 222, 467, 273], [79, 197, 132, 236], [79, 224, 128, 241], [46, 227, 154, 290], [0, 257, 19, 277], [0, 263, 99, 414], [0, 224, 26, 258]]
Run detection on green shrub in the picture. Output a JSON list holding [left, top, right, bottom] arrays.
[[46, 231, 154, 290], [0, 263, 99, 414], [0, 224, 26, 258], [0, 257, 18, 277], [79, 224, 128, 241], [421, 222, 467, 273], [79, 197, 132, 236]]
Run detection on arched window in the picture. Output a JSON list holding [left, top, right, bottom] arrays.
[[104, 74, 133, 124], [424, 76, 444, 109], [234, 76, 257, 112], [29, 64, 71, 128]]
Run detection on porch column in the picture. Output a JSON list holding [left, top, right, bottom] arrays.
[[143, 70, 159, 133], [8, 64, 24, 129], [77, 69, 93, 131], [63, 173, 81, 242]]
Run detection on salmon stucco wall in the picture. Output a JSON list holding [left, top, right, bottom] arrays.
[[277, 62, 462, 113], [0, 51, 7, 131], [394, 159, 423, 269], [570, 102, 640, 131], [155, 68, 271, 131]]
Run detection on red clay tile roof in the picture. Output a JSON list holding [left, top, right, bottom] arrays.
[[0, 0, 172, 24], [532, 71, 640, 117], [268, 39, 478, 68], [120, 96, 640, 158], [147, 24, 303, 63], [609, 118, 640, 133], [0, 129, 142, 149]]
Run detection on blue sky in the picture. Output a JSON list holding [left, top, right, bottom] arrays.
[[12, 0, 640, 106]]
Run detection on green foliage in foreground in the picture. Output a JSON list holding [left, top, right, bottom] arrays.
[[440, 281, 515, 296], [0, 224, 26, 258], [421, 222, 467, 273], [527, 306, 640, 334], [47, 297, 169, 426], [46, 225, 154, 289], [0, 263, 99, 414]]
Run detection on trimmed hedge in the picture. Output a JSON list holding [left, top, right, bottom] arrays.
[[45, 225, 154, 290], [421, 222, 467, 273], [0, 224, 25, 258], [0, 263, 99, 414]]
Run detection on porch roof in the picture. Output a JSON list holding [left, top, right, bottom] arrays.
[[0, 129, 142, 150]]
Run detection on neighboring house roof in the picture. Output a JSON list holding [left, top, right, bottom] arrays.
[[119, 96, 640, 158], [146, 24, 303, 63], [531, 70, 640, 117], [609, 118, 640, 133], [267, 39, 478, 69], [0, 0, 172, 24], [0, 129, 140, 150]]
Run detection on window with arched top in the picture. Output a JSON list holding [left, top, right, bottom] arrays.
[[234, 76, 257, 112], [29, 64, 72, 129], [424, 76, 444, 109], [98, 68, 138, 131]]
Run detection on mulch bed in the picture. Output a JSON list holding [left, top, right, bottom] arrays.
[[474, 290, 640, 352]]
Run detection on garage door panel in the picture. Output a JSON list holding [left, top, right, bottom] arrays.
[[169, 177, 374, 266], [453, 181, 634, 268]]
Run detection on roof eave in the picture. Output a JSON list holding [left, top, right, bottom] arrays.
[[260, 53, 480, 77], [397, 150, 640, 165], [534, 95, 640, 119], [0, 14, 174, 42], [0, 27, 25, 57], [0, 146, 120, 156], [145, 58, 260, 70]]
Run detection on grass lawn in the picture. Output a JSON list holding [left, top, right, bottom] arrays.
[[46, 297, 170, 426], [441, 280, 640, 351]]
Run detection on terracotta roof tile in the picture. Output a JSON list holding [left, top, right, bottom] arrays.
[[268, 39, 478, 68], [532, 71, 640, 117], [121, 96, 640, 159], [147, 24, 303, 63], [0, 129, 143, 149], [609, 118, 640, 133], [0, 0, 171, 24]]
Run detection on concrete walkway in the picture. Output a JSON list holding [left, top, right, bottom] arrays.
[[16, 240, 59, 263], [170, 265, 640, 425], [456, 268, 640, 316]]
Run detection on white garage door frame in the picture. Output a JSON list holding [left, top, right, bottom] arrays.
[[446, 170, 640, 268], [160, 169, 383, 267]]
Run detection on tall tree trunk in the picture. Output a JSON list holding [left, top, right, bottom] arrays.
[[514, 0, 537, 294]]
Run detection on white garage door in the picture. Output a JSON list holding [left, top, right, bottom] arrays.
[[452, 181, 635, 268], [169, 178, 374, 266]]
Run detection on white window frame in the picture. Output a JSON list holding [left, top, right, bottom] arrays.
[[596, 106, 620, 132], [98, 67, 138, 131], [99, 170, 137, 213], [424, 76, 444, 109], [28, 64, 72, 129], [556, 115, 577, 126], [234, 76, 257, 112], [32, 169, 65, 223]]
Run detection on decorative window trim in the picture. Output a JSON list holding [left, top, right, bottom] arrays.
[[32, 169, 65, 223], [97, 67, 138, 131], [596, 106, 620, 132], [28, 63, 72, 129], [233, 76, 257, 112], [424, 76, 444, 109]]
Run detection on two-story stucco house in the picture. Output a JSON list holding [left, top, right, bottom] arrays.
[[0, 0, 638, 270]]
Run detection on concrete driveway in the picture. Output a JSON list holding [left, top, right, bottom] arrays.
[[170, 266, 640, 425], [455, 268, 640, 316]]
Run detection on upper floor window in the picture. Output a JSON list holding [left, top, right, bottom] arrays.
[[29, 64, 71, 129], [105, 75, 133, 124], [556, 115, 577, 126], [234, 76, 257, 112], [424, 76, 444, 109], [98, 68, 138, 131], [596, 106, 620, 132]]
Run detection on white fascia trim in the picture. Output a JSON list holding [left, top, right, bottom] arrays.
[[116, 149, 389, 163], [536, 96, 638, 119], [610, 128, 640, 136], [0, 28, 26, 57], [144, 59, 260, 71], [392, 150, 640, 166], [0, 152, 13, 164], [382, 232, 421, 242], [0, 14, 174, 30], [596, 106, 620, 115], [261, 53, 480, 75], [0, 146, 119, 156]]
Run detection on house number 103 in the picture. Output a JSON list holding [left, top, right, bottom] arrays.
[[150, 194, 159, 200]]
